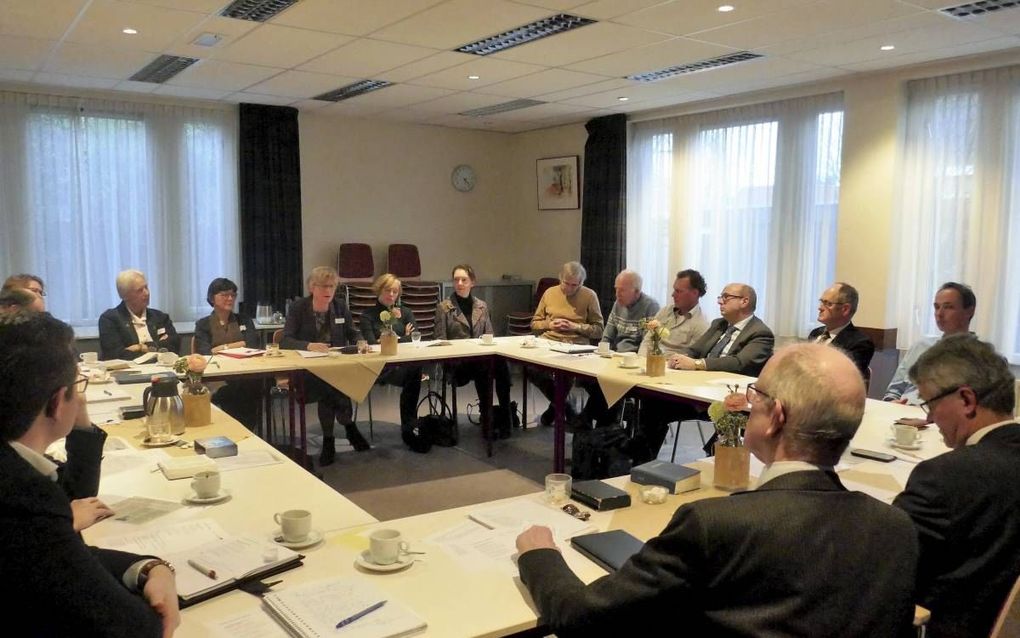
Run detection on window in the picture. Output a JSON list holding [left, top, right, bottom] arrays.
[[627, 93, 844, 337], [0, 91, 239, 329], [895, 67, 1020, 362]]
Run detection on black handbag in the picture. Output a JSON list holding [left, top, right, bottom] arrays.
[[416, 391, 458, 447]]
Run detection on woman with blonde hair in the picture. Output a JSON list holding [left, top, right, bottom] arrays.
[[281, 266, 367, 464]]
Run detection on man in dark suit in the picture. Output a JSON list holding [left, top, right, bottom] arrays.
[[631, 283, 775, 463], [808, 282, 875, 383], [98, 269, 181, 360], [0, 311, 179, 637], [893, 336, 1020, 638], [516, 343, 918, 637]]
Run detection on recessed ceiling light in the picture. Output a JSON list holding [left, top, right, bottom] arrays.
[[718, 4, 735, 12], [617, 96, 629, 101], [467, 75, 480, 80], [880, 44, 895, 51], [122, 27, 138, 35]]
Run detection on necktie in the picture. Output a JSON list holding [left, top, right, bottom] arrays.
[[817, 331, 832, 345], [707, 325, 737, 358]]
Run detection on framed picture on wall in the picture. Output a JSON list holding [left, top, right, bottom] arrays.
[[536, 155, 580, 210]]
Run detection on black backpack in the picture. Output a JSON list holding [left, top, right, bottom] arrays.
[[570, 426, 632, 480]]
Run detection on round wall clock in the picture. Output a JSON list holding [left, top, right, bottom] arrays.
[[451, 164, 476, 192]]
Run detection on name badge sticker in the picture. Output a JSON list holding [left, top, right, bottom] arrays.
[[334, 318, 345, 325], [240, 325, 247, 332], [157, 327, 167, 335]]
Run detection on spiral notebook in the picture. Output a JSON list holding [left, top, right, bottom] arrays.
[[263, 577, 426, 638]]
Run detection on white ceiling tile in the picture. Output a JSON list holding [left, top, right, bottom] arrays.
[[482, 100, 592, 120], [153, 84, 232, 100], [409, 57, 545, 90], [212, 24, 352, 68], [226, 91, 299, 106], [45, 43, 156, 79], [0, 36, 54, 72], [615, 0, 816, 37], [489, 21, 671, 66], [372, 107, 443, 123], [32, 72, 119, 90], [411, 91, 511, 114], [317, 99, 394, 117], [475, 68, 614, 97], [571, 0, 666, 20], [898, 0, 955, 8], [371, 0, 551, 49], [114, 79, 160, 93], [330, 83, 455, 108], [271, 0, 447, 36], [761, 11, 952, 57], [0, 0, 88, 40], [0, 68, 36, 83], [376, 51, 477, 82], [841, 35, 1020, 72], [167, 58, 281, 92], [123, 0, 227, 11], [639, 55, 829, 92], [298, 38, 440, 77], [508, 0, 594, 10], [956, 6, 1020, 35], [66, 0, 206, 51], [565, 37, 737, 77], [165, 15, 259, 60], [290, 98, 333, 111], [245, 70, 361, 99], [537, 77, 636, 101]]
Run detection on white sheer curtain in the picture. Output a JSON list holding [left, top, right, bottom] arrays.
[[0, 91, 239, 327], [627, 93, 844, 337], [896, 66, 1020, 362]]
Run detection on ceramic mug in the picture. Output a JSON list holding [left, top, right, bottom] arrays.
[[79, 352, 99, 365], [597, 342, 611, 355], [274, 509, 312, 543], [481, 333, 494, 345], [191, 470, 221, 499], [892, 423, 921, 446], [369, 529, 410, 565]]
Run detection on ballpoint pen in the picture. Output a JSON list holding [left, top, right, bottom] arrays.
[[103, 390, 113, 396], [336, 600, 386, 629], [187, 559, 217, 580]]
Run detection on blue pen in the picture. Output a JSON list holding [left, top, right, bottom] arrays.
[[336, 600, 386, 629]]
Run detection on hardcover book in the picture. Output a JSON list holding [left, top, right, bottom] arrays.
[[630, 460, 701, 494], [570, 480, 631, 511], [571, 530, 644, 572]]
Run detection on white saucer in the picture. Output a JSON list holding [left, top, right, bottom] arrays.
[[598, 353, 613, 358], [617, 363, 641, 369], [89, 377, 113, 385], [355, 550, 413, 573], [887, 438, 922, 451], [272, 529, 323, 549], [520, 344, 537, 349], [184, 489, 231, 505], [477, 341, 498, 346], [141, 436, 182, 448]]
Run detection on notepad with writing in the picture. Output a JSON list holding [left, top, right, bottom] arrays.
[[571, 530, 645, 573], [263, 577, 426, 638], [218, 347, 265, 358]]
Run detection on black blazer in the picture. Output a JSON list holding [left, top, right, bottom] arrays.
[[894, 423, 1020, 638], [360, 300, 417, 345], [519, 470, 918, 638], [0, 444, 163, 637], [808, 323, 875, 381], [193, 312, 259, 355], [280, 296, 358, 350], [98, 302, 180, 360], [681, 315, 775, 376]]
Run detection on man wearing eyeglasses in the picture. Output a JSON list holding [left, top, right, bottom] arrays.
[[893, 336, 1019, 638], [0, 311, 180, 636], [98, 269, 181, 360], [808, 282, 874, 382], [516, 343, 918, 636], [2, 273, 47, 311], [884, 281, 976, 404]]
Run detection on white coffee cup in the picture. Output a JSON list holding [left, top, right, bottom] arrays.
[[157, 351, 177, 366], [523, 336, 536, 348], [274, 509, 312, 543], [80, 352, 99, 365], [622, 352, 638, 368], [89, 365, 110, 383], [892, 423, 921, 446], [481, 333, 494, 345], [191, 470, 221, 499], [597, 341, 611, 355], [369, 528, 409, 565]]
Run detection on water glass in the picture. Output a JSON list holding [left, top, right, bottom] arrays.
[[411, 330, 422, 347], [545, 473, 572, 505]]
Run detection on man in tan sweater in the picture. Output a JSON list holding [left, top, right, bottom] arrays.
[[530, 261, 604, 425]]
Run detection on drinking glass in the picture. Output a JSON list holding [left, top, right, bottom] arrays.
[[411, 330, 422, 347]]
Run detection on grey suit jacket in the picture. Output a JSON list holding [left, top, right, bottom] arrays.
[[894, 423, 1020, 638], [434, 295, 493, 340], [519, 470, 918, 638], [681, 315, 775, 376]]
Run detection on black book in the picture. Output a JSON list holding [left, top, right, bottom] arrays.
[[570, 479, 631, 511], [571, 530, 644, 572]]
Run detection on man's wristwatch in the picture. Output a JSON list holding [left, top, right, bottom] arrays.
[[695, 358, 706, 371], [137, 559, 175, 588]]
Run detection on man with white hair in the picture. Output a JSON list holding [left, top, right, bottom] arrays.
[[516, 343, 917, 636], [600, 270, 659, 354], [98, 270, 180, 360]]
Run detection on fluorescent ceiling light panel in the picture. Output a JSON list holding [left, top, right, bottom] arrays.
[[220, 0, 298, 22], [460, 99, 545, 117], [627, 51, 763, 82], [313, 80, 393, 102], [940, 0, 1020, 17], [129, 55, 199, 83], [456, 14, 596, 56]]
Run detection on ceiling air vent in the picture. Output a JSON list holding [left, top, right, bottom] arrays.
[[129, 55, 199, 83], [456, 14, 596, 55], [460, 99, 545, 117], [628, 51, 763, 83], [940, 0, 1020, 17], [313, 80, 392, 102], [221, 0, 298, 22]]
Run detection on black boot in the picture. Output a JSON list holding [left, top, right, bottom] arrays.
[[319, 437, 336, 466], [344, 423, 370, 452]]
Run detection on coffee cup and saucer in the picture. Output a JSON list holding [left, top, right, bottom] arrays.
[[888, 423, 923, 450], [618, 353, 641, 369], [272, 509, 323, 549], [185, 470, 231, 505], [354, 529, 416, 572]]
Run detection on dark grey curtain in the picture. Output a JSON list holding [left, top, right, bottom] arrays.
[[580, 113, 627, 316], [239, 104, 303, 316]]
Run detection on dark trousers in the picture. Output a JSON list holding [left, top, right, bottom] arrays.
[[449, 359, 512, 421], [379, 365, 423, 428], [210, 379, 265, 431], [301, 376, 354, 438]]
